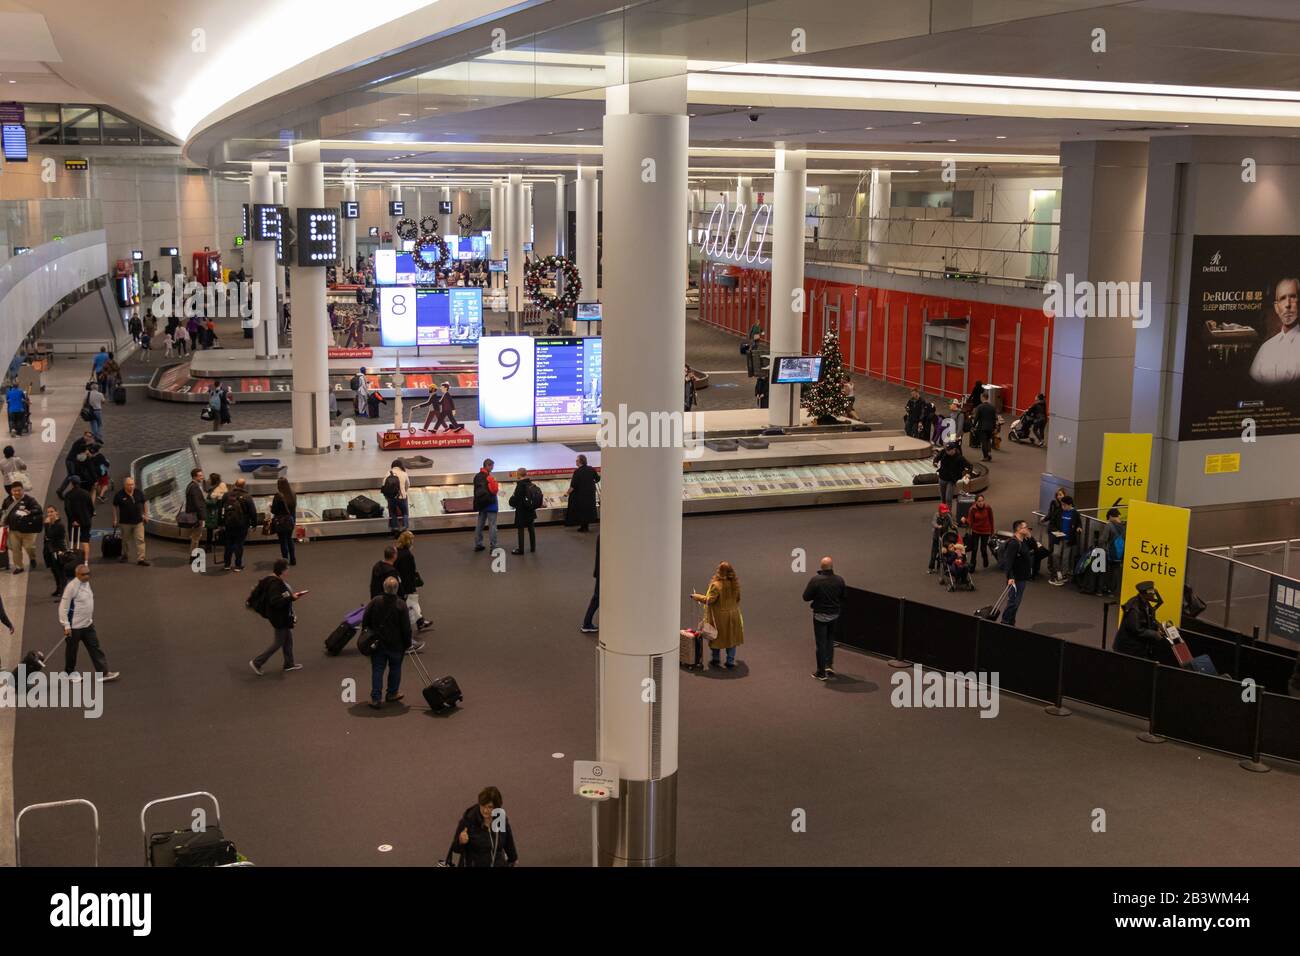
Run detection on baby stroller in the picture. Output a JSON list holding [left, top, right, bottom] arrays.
[[942, 542, 976, 592], [1008, 403, 1047, 446], [9, 405, 31, 437]]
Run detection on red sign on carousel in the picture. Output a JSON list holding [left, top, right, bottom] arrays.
[[329, 347, 373, 359], [378, 429, 475, 450]]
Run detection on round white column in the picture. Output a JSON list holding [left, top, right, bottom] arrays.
[[524, 183, 534, 248], [736, 175, 753, 212], [343, 181, 358, 271], [287, 142, 330, 454], [554, 175, 566, 256], [867, 169, 891, 268], [576, 165, 598, 302], [250, 162, 279, 359], [769, 147, 807, 427], [596, 80, 687, 867], [506, 174, 525, 323]]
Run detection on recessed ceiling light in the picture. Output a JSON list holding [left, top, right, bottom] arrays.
[[398, 113, 411, 117], [863, 126, 873, 130], [424, 107, 438, 111], [947, 138, 956, 142], [576, 128, 585, 131], [996, 135, 1007, 139], [911, 121, 922, 125]]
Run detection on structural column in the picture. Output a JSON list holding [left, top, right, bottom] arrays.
[[506, 174, 525, 323], [867, 169, 890, 267], [554, 175, 566, 256], [250, 162, 279, 359], [389, 184, 403, 249], [596, 74, 688, 867], [769, 146, 807, 427], [489, 181, 505, 290], [735, 175, 753, 211], [343, 181, 358, 271], [287, 141, 330, 455], [576, 164, 598, 302], [524, 183, 534, 249]]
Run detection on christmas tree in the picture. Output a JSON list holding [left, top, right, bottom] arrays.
[[801, 326, 854, 423]]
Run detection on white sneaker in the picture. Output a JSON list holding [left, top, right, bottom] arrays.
[[249, 659, 264, 676]]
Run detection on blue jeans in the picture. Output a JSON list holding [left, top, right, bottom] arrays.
[[1002, 580, 1026, 627], [813, 617, 837, 672], [388, 497, 409, 533], [276, 523, 296, 562], [710, 645, 737, 665], [474, 510, 498, 549], [89, 410, 103, 443], [370, 648, 403, 702]]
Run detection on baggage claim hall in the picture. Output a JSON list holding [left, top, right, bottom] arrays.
[[0, 0, 1296, 920]]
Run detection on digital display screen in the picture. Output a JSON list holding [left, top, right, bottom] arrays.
[[389, 201, 405, 217], [113, 277, 133, 307], [478, 336, 536, 428], [296, 208, 340, 266], [341, 201, 359, 219], [376, 249, 441, 286], [534, 337, 602, 426], [469, 235, 486, 258], [439, 201, 453, 214], [488, 260, 507, 273], [1, 124, 27, 161], [368, 226, 379, 237], [252, 204, 282, 242], [241, 203, 249, 239], [771, 356, 824, 384], [64, 159, 88, 171], [131, 250, 143, 261], [378, 287, 482, 347], [160, 246, 178, 257], [523, 242, 534, 252], [13, 246, 30, 255], [576, 302, 602, 321]]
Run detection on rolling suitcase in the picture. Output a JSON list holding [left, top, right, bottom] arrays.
[[112, 386, 126, 406], [679, 629, 704, 670], [100, 530, 122, 560], [974, 584, 1014, 622], [953, 492, 976, 527], [323, 508, 348, 521], [324, 605, 366, 655], [141, 791, 243, 867], [409, 652, 462, 711], [346, 494, 384, 519]]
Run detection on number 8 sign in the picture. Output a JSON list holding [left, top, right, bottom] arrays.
[[478, 336, 535, 428]]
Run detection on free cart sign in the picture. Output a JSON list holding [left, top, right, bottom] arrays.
[[573, 760, 619, 799]]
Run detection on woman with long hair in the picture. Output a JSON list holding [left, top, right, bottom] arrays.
[[270, 476, 297, 565], [691, 560, 745, 669]]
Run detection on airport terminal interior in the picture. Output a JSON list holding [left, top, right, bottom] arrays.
[[2, 0, 1300, 889]]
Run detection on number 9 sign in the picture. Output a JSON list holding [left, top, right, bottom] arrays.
[[478, 336, 534, 428]]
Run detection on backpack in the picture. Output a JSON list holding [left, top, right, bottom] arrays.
[[1108, 532, 1125, 562], [246, 576, 277, 619], [526, 483, 543, 510], [381, 472, 401, 499], [223, 495, 249, 530]]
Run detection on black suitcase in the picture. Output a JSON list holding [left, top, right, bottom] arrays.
[[221, 441, 251, 453], [974, 584, 1014, 622], [347, 494, 384, 519], [113, 386, 126, 405], [324, 606, 365, 656], [410, 652, 461, 710], [148, 827, 238, 867], [323, 508, 348, 521], [679, 629, 704, 670], [912, 472, 940, 485], [100, 531, 122, 559], [954, 493, 976, 527]]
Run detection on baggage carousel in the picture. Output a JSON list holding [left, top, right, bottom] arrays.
[[131, 410, 988, 541]]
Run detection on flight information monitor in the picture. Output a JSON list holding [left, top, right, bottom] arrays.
[[379, 287, 482, 347], [771, 356, 824, 384], [478, 336, 536, 428], [488, 260, 507, 273], [375, 249, 440, 286], [576, 303, 602, 321], [534, 337, 603, 426]]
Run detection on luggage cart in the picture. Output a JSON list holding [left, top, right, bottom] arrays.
[[15, 798, 100, 866], [141, 791, 250, 867]]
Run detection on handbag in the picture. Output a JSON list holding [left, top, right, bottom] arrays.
[[357, 629, 379, 656], [697, 605, 718, 641], [200, 407, 214, 421], [176, 511, 200, 529]]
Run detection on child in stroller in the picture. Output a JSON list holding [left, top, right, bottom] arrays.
[[942, 538, 975, 592]]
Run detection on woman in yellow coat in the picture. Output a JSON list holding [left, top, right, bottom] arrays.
[[692, 561, 744, 669]]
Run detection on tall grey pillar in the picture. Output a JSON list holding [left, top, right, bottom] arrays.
[[736, 175, 753, 212], [287, 142, 330, 455], [250, 162, 279, 359], [769, 146, 807, 427], [596, 74, 688, 867], [507, 174, 525, 322], [867, 169, 891, 268], [524, 183, 534, 249], [490, 181, 506, 290], [576, 165, 598, 302], [554, 175, 567, 257]]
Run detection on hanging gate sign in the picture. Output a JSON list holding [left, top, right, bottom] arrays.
[[698, 201, 772, 265]]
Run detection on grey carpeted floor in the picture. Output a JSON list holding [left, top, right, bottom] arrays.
[[13, 318, 1300, 867]]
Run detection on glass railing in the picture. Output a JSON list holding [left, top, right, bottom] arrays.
[[0, 199, 103, 265]]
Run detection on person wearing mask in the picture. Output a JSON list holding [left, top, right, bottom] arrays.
[[997, 520, 1037, 628], [971, 392, 998, 462], [56, 431, 96, 500], [269, 477, 297, 565], [443, 786, 518, 867], [803, 556, 846, 682], [1113, 581, 1172, 662], [204, 472, 227, 555], [181, 467, 207, 556], [580, 536, 600, 634], [508, 467, 541, 555], [59, 564, 119, 682], [220, 478, 257, 572], [111, 475, 150, 567], [0, 446, 27, 489], [394, 530, 433, 635], [363, 575, 412, 709], [961, 493, 995, 571], [1100, 507, 1126, 596], [249, 558, 307, 676], [381, 460, 410, 536], [1046, 495, 1080, 586], [63, 476, 94, 566], [472, 458, 500, 553], [933, 441, 973, 508], [84, 383, 105, 444], [42, 506, 69, 597], [563, 454, 599, 534], [691, 560, 744, 669], [3, 481, 42, 572], [928, 502, 957, 574]]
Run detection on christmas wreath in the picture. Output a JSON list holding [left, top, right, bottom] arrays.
[[412, 233, 450, 271], [525, 255, 582, 312], [394, 217, 419, 242], [419, 215, 438, 235], [456, 213, 473, 236]]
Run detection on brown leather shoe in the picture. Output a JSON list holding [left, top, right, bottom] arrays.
[[385, 693, 404, 703]]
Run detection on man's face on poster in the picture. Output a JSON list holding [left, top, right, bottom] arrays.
[[1274, 278, 1299, 332]]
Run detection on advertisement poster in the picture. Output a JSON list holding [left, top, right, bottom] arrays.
[[1180, 235, 1300, 440], [1118, 499, 1191, 627]]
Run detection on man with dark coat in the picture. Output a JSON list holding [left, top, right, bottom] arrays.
[[63, 477, 95, 565], [362, 575, 412, 709], [508, 468, 540, 555], [564, 454, 599, 532], [971, 393, 998, 462], [904, 389, 925, 438], [1114, 581, 1173, 663], [997, 520, 1036, 627], [803, 556, 846, 681]]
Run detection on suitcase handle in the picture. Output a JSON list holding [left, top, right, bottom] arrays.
[[408, 646, 432, 685], [16, 798, 99, 867], [140, 791, 222, 864]]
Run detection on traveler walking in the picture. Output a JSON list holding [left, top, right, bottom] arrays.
[[248, 558, 308, 675], [394, 530, 433, 634], [928, 502, 956, 573], [63, 477, 94, 565], [508, 468, 541, 555], [691, 560, 744, 669], [59, 564, 120, 681], [4, 481, 42, 572], [381, 459, 409, 536], [803, 556, 846, 681], [269, 477, 297, 564], [42, 506, 69, 597], [221, 478, 257, 572], [472, 458, 499, 552], [997, 520, 1037, 627], [56, 431, 96, 499], [84, 383, 105, 443], [363, 575, 412, 708], [563, 454, 599, 533], [933, 440, 973, 508], [581, 536, 600, 633], [111, 475, 150, 566], [971, 392, 998, 462], [443, 786, 519, 867]]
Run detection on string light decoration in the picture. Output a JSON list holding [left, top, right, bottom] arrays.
[[456, 213, 474, 237], [525, 255, 582, 313], [394, 217, 419, 242], [412, 232, 450, 271], [419, 215, 438, 235]]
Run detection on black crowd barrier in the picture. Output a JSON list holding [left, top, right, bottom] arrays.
[[839, 586, 1300, 768]]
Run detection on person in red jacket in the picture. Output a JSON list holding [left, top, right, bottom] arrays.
[[961, 493, 996, 571]]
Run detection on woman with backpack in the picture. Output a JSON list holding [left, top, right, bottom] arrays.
[[381, 460, 409, 536], [269, 477, 297, 566], [508, 467, 542, 555]]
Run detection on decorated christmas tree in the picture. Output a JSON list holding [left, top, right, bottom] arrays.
[[801, 326, 854, 423]]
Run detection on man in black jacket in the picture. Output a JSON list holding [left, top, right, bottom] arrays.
[[370, 545, 402, 598], [363, 575, 413, 708], [220, 478, 257, 572], [508, 468, 539, 555], [933, 441, 973, 508], [1113, 581, 1170, 662], [183, 467, 207, 555], [803, 556, 846, 681], [904, 389, 924, 438], [3, 481, 42, 572], [971, 393, 998, 462], [63, 476, 94, 565], [997, 520, 1036, 627], [249, 559, 307, 675], [56, 430, 96, 499]]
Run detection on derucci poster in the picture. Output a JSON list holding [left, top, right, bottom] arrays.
[[1180, 236, 1300, 441]]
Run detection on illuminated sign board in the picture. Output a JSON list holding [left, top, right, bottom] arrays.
[[1, 123, 26, 161], [64, 158, 88, 171], [341, 200, 359, 219], [296, 208, 339, 266], [160, 246, 178, 257], [388, 201, 405, 217], [131, 250, 143, 261], [439, 200, 453, 215]]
